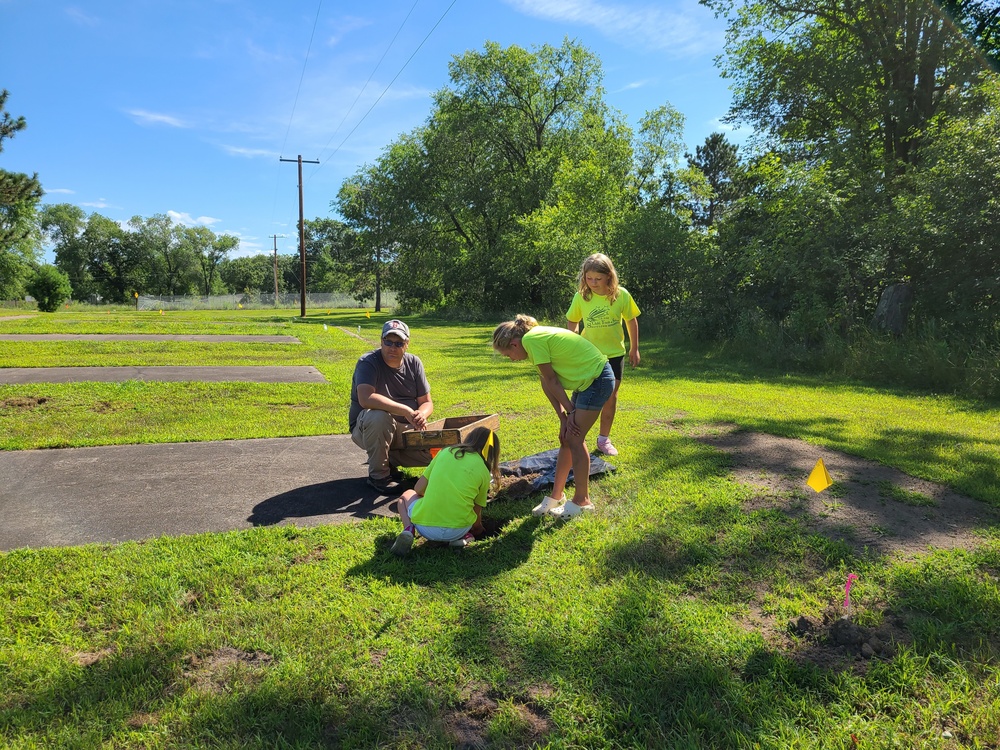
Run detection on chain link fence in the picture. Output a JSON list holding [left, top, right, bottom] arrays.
[[137, 292, 396, 311]]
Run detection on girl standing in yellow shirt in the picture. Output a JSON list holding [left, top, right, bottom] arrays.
[[566, 253, 640, 456]]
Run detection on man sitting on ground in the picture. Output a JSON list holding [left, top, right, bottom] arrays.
[[349, 319, 433, 493]]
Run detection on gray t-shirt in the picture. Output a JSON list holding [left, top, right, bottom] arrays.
[[349, 349, 431, 430]]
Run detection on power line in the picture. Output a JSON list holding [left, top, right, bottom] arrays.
[[307, 0, 460, 182], [312, 0, 421, 170], [270, 1, 325, 234]]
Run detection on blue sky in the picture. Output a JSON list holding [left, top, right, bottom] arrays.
[[2, 0, 742, 260]]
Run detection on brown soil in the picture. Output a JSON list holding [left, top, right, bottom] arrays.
[[493, 473, 542, 501], [672, 422, 1000, 674], [688, 422, 1000, 559]]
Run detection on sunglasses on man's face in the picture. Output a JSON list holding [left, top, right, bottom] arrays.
[[382, 338, 406, 348]]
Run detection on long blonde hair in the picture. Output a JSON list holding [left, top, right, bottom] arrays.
[[450, 426, 501, 489], [578, 253, 620, 303], [492, 314, 537, 351]]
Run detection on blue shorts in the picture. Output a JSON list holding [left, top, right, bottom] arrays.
[[572, 362, 615, 412], [407, 498, 472, 542]]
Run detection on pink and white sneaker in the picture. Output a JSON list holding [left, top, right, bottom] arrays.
[[596, 437, 619, 456]]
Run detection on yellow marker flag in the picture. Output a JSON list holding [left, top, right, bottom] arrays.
[[365, 310, 371, 319], [807, 458, 833, 493]]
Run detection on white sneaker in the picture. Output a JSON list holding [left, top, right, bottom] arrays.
[[548, 500, 595, 519], [596, 437, 619, 456], [532, 494, 564, 516]]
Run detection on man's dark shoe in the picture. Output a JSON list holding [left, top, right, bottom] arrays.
[[389, 466, 405, 482], [367, 475, 399, 494]]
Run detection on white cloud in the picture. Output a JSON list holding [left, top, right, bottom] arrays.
[[46, 188, 76, 195], [167, 211, 221, 227], [326, 15, 373, 48], [615, 79, 654, 92], [65, 7, 99, 26], [127, 110, 190, 128], [81, 199, 118, 209], [502, 0, 723, 57], [220, 144, 280, 159]]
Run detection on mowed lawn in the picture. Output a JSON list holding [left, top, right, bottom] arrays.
[[1, 308, 999, 748]]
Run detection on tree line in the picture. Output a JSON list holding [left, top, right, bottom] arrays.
[[2, 0, 998, 394]]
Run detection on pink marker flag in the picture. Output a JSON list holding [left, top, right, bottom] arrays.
[[844, 573, 859, 610]]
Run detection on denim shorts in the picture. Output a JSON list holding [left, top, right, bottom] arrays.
[[407, 498, 472, 542], [572, 362, 615, 412]]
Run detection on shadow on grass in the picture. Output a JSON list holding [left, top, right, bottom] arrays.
[[344, 509, 556, 585]]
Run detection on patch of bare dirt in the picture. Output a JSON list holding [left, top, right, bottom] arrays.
[[741, 604, 913, 676], [493, 473, 542, 501], [442, 683, 552, 749], [680, 423, 1000, 559], [180, 646, 275, 693], [293, 544, 327, 564], [0, 396, 48, 409], [70, 647, 115, 667], [90, 400, 117, 414]]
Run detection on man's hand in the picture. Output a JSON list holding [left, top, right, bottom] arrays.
[[408, 408, 428, 430]]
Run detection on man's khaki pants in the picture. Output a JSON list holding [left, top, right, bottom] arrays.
[[351, 409, 432, 480]]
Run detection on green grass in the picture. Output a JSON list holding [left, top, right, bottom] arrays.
[[877, 480, 938, 507], [2, 308, 1000, 748]]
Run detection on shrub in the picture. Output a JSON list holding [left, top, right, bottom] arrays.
[[26, 264, 72, 312]]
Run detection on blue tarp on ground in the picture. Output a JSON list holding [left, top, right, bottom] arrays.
[[500, 448, 616, 493]]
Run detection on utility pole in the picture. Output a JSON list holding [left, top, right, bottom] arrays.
[[280, 155, 320, 318], [270, 234, 284, 304]]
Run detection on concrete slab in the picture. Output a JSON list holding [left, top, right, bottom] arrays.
[[0, 366, 327, 383], [0, 334, 301, 343], [0, 435, 399, 550]]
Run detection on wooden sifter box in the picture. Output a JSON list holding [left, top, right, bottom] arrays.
[[398, 414, 499, 449]]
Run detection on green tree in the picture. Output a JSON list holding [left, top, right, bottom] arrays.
[[82, 214, 150, 304], [220, 254, 280, 295], [706, 0, 996, 177], [338, 38, 613, 314], [303, 218, 357, 293], [26, 264, 72, 312], [686, 132, 743, 228], [175, 226, 238, 295], [0, 89, 43, 300], [40, 203, 95, 301], [129, 214, 199, 295]]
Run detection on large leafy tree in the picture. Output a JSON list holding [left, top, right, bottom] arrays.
[[0, 89, 43, 299], [706, 0, 997, 177], [40, 203, 95, 300], [303, 217, 358, 294], [339, 39, 617, 314], [129, 214, 200, 296], [174, 226, 238, 296], [82, 214, 150, 303]]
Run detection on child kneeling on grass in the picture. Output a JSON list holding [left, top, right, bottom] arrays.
[[390, 426, 501, 557]]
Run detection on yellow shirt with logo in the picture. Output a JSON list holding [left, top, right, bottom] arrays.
[[566, 287, 641, 358]]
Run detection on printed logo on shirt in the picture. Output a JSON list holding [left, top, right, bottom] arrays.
[[586, 308, 615, 328]]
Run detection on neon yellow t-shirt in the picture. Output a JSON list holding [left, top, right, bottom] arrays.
[[521, 325, 608, 393], [410, 446, 489, 529], [566, 287, 641, 358]]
